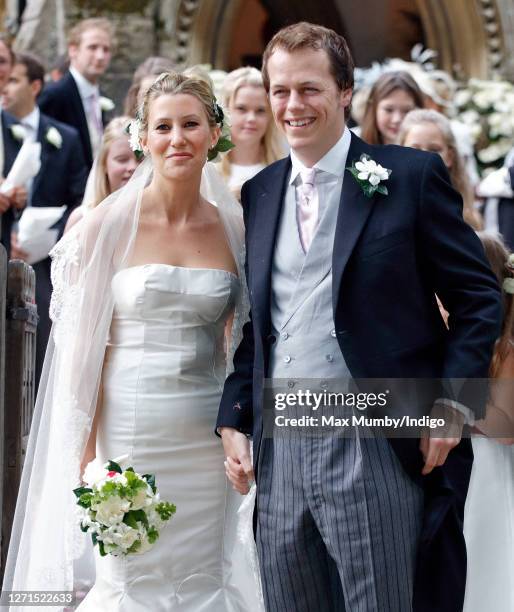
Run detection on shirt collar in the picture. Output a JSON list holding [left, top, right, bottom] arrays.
[[20, 106, 40, 133], [70, 66, 99, 100], [289, 127, 352, 185]]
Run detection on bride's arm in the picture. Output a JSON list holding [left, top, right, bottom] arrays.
[[224, 312, 234, 356]]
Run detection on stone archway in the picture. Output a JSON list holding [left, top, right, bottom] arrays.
[[165, 0, 514, 81]]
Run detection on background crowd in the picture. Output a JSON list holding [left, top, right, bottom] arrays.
[[0, 15, 512, 610]]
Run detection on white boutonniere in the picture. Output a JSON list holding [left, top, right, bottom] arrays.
[[99, 96, 115, 112], [46, 126, 62, 149], [347, 154, 392, 198], [10, 124, 26, 142]]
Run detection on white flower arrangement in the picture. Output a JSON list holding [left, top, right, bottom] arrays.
[[46, 126, 62, 149], [75, 457, 176, 556], [455, 77, 514, 173], [10, 124, 26, 142], [347, 154, 392, 198], [99, 96, 115, 112]]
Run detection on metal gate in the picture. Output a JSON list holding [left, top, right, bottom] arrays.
[[1, 258, 38, 578]]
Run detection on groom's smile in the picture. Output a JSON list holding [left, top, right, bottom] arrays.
[[267, 46, 352, 166]]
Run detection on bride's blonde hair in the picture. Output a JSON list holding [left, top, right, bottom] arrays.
[[140, 71, 219, 131]]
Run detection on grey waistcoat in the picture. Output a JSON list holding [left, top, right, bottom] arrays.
[[269, 176, 351, 381]]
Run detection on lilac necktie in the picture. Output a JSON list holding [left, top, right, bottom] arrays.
[[297, 167, 318, 252], [88, 92, 103, 134]]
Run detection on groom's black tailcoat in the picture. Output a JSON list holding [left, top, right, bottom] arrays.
[[217, 134, 502, 612]]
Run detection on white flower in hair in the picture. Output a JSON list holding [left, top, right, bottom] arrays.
[[99, 96, 115, 112], [46, 126, 63, 149], [128, 119, 142, 153]]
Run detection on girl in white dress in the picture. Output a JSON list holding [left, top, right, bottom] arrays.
[[464, 231, 514, 612], [3, 72, 263, 612]]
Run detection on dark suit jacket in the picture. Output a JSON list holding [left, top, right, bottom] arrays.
[[0, 111, 23, 256], [28, 111, 88, 389], [217, 133, 502, 612], [497, 164, 514, 251], [38, 71, 110, 169]]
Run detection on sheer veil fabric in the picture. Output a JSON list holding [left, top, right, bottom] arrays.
[[2, 157, 251, 609]]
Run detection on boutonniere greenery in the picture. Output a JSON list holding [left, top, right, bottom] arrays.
[[99, 96, 115, 112], [10, 124, 26, 142], [46, 126, 63, 149], [347, 154, 392, 198]]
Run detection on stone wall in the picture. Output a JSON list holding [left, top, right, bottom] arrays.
[[7, 0, 514, 112]]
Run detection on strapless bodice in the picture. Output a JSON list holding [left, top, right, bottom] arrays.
[[108, 264, 239, 381]]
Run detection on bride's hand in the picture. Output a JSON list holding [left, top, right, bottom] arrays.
[[220, 427, 254, 494], [79, 448, 96, 484]]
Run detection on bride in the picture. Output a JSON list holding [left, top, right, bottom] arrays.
[[3, 72, 262, 611]]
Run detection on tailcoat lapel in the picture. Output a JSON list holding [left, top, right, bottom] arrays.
[[32, 115, 49, 200], [332, 134, 378, 312], [251, 158, 290, 336]]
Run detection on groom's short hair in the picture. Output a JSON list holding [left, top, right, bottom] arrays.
[[261, 22, 354, 93]]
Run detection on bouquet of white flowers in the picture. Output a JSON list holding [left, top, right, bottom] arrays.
[[74, 457, 176, 556]]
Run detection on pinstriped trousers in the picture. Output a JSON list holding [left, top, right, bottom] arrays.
[[256, 428, 424, 611]]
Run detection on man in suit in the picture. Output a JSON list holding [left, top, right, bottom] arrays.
[[4, 52, 88, 387], [0, 35, 26, 255], [217, 23, 502, 612], [38, 17, 114, 168]]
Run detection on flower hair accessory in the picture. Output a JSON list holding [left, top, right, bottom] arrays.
[[126, 114, 144, 161], [208, 98, 234, 162]]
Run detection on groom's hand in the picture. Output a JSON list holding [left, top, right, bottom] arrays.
[[419, 403, 465, 475], [220, 427, 254, 494]]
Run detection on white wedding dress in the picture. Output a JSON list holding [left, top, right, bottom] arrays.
[[77, 263, 262, 612]]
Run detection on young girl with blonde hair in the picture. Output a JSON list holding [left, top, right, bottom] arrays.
[[219, 66, 283, 200]]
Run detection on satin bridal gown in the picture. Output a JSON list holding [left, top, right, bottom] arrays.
[[77, 264, 262, 612]]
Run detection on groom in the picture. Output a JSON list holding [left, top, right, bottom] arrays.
[[217, 22, 501, 612]]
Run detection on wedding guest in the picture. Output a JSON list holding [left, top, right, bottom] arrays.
[[219, 67, 283, 200], [0, 35, 29, 255], [39, 18, 115, 168], [4, 52, 88, 388], [360, 70, 424, 145], [399, 108, 482, 230], [123, 56, 176, 117], [479, 147, 514, 251], [421, 70, 480, 187], [464, 230, 514, 612], [65, 115, 140, 231]]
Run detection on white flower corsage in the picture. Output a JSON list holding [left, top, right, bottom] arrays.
[[347, 154, 392, 198], [46, 126, 62, 149], [10, 124, 26, 142], [99, 96, 115, 112]]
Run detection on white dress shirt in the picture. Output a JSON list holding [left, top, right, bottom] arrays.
[[287, 126, 351, 231], [20, 106, 40, 143], [69, 66, 102, 157]]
